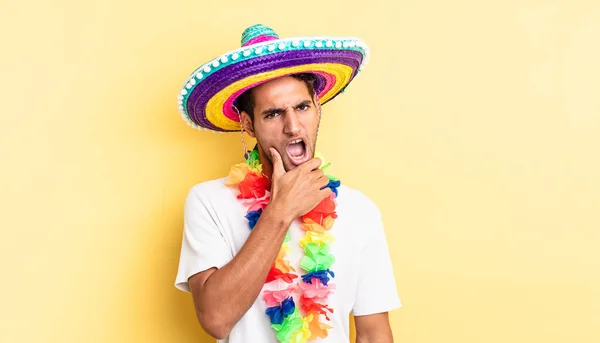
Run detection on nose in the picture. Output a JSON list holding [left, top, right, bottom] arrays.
[[283, 110, 301, 136]]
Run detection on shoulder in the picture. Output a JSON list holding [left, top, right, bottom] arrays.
[[336, 183, 381, 218], [185, 176, 235, 208], [188, 176, 229, 195]]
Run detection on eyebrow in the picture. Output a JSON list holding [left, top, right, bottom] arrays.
[[261, 100, 313, 116]]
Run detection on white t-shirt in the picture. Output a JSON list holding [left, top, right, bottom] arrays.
[[175, 177, 401, 342]]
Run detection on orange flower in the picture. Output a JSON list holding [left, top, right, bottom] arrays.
[[304, 313, 332, 341], [225, 163, 253, 186], [301, 195, 337, 225], [275, 246, 295, 273], [301, 216, 334, 233]]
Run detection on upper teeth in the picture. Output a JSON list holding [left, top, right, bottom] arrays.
[[289, 139, 302, 144]]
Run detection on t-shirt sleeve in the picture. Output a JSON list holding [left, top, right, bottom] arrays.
[[174, 185, 234, 293], [352, 201, 402, 316]]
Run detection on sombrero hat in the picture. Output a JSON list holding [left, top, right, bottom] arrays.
[[177, 24, 369, 132]]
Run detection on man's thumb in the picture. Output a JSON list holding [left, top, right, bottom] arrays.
[[269, 148, 285, 177]]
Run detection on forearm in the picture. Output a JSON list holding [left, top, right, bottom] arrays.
[[194, 204, 291, 336], [355, 313, 394, 343], [356, 334, 393, 343]]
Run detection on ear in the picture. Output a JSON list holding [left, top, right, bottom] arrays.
[[240, 111, 256, 138]]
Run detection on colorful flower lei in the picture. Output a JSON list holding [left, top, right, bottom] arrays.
[[226, 147, 341, 342]]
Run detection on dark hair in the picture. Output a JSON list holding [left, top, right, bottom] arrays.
[[235, 73, 317, 121]]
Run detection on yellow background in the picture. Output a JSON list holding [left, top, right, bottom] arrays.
[[1, 0, 599, 342]]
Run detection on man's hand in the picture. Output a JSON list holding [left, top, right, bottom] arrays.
[[268, 148, 332, 223]]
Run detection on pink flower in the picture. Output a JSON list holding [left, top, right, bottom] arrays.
[[263, 284, 298, 307], [299, 279, 335, 301], [243, 191, 270, 212]]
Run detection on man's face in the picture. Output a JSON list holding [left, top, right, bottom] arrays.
[[242, 76, 319, 172]]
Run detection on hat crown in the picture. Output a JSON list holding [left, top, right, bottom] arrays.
[[241, 24, 279, 47]]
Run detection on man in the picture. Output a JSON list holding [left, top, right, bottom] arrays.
[[175, 24, 401, 343]]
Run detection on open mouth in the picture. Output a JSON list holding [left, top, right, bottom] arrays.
[[286, 138, 309, 165]]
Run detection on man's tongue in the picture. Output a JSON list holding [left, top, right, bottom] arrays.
[[287, 142, 305, 158]]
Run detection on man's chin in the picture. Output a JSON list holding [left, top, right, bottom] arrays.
[[283, 163, 298, 172]]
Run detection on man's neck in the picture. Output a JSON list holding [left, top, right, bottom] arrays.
[[257, 149, 273, 180]]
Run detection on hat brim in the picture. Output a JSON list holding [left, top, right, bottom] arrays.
[[178, 37, 369, 132]]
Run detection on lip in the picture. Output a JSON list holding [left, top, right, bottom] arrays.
[[286, 137, 310, 166]]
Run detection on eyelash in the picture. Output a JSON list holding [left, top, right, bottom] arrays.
[[265, 104, 310, 118]]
